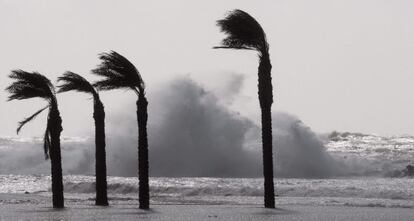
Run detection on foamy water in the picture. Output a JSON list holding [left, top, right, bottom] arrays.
[[1, 131, 414, 208], [0, 175, 413, 208], [324, 132, 414, 176]]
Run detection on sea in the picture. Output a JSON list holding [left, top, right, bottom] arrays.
[[0, 132, 413, 208]]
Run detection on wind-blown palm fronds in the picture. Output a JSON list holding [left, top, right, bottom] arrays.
[[7, 71, 55, 160], [92, 51, 145, 93], [16, 106, 48, 134], [57, 71, 109, 206], [16, 106, 50, 160], [214, 9, 268, 53], [43, 126, 51, 160], [57, 71, 96, 95], [6, 70, 54, 101], [6, 70, 64, 208], [93, 51, 150, 209], [215, 9, 275, 208]]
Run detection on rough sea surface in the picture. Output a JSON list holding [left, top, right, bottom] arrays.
[[0, 175, 413, 208], [1, 132, 414, 209]]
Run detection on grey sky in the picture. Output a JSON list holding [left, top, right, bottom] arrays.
[[1, 0, 414, 137]]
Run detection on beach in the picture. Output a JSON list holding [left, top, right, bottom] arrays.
[[1, 193, 413, 221], [1, 174, 414, 220]]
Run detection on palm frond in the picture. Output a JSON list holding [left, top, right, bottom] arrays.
[[212, 46, 255, 50], [6, 70, 55, 101], [215, 9, 268, 52], [92, 51, 145, 93], [57, 71, 96, 95], [16, 106, 49, 134], [43, 126, 50, 160], [93, 77, 133, 91]]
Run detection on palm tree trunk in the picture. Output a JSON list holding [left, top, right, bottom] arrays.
[[258, 53, 275, 208], [137, 94, 149, 209], [94, 99, 108, 206], [48, 106, 64, 208]]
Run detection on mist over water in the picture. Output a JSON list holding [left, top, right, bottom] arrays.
[[0, 137, 93, 175], [101, 76, 338, 178], [0, 75, 370, 178], [149, 78, 258, 177], [273, 113, 338, 178]]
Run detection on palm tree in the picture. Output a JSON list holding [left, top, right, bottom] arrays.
[[91, 51, 149, 209], [57, 72, 108, 206], [214, 9, 275, 208], [6, 70, 64, 208]]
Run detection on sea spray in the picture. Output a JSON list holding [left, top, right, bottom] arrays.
[[1, 76, 414, 178]]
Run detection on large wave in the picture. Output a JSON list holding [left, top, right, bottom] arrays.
[[1, 75, 412, 178], [273, 113, 338, 178], [102, 76, 340, 178]]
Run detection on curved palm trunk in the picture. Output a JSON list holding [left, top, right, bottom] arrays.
[[93, 99, 108, 206], [137, 94, 149, 209], [48, 105, 64, 208], [258, 52, 275, 208]]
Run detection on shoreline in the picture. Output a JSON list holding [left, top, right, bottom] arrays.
[[2, 204, 414, 221], [1, 193, 414, 220]]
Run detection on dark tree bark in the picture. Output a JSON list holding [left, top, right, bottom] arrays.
[[137, 94, 149, 209], [48, 105, 64, 208], [94, 99, 108, 206], [258, 52, 275, 208]]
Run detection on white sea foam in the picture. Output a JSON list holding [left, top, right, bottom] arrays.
[[324, 132, 414, 176], [0, 175, 413, 208]]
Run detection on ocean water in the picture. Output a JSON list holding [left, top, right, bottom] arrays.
[[0, 132, 413, 208], [324, 132, 414, 177], [0, 175, 413, 208]]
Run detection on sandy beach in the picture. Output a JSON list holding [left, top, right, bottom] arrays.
[[0, 193, 413, 221]]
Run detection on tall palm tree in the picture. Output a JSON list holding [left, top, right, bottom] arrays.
[[214, 9, 275, 208], [6, 70, 64, 208], [91, 51, 149, 209], [57, 72, 108, 206]]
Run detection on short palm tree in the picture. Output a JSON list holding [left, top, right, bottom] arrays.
[[57, 71, 108, 206], [6, 70, 64, 208], [92, 51, 150, 209], [214, 9, 275, 208]]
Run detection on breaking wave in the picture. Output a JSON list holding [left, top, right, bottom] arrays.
[[0, 76, 413, 178], [62, 176, 414, 200], [1, 174, 414, 208]]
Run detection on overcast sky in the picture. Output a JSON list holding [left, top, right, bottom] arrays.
[[1, 0, 414, 137]]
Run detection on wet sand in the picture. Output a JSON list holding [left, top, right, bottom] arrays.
[[0, 194, 413, 221]]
